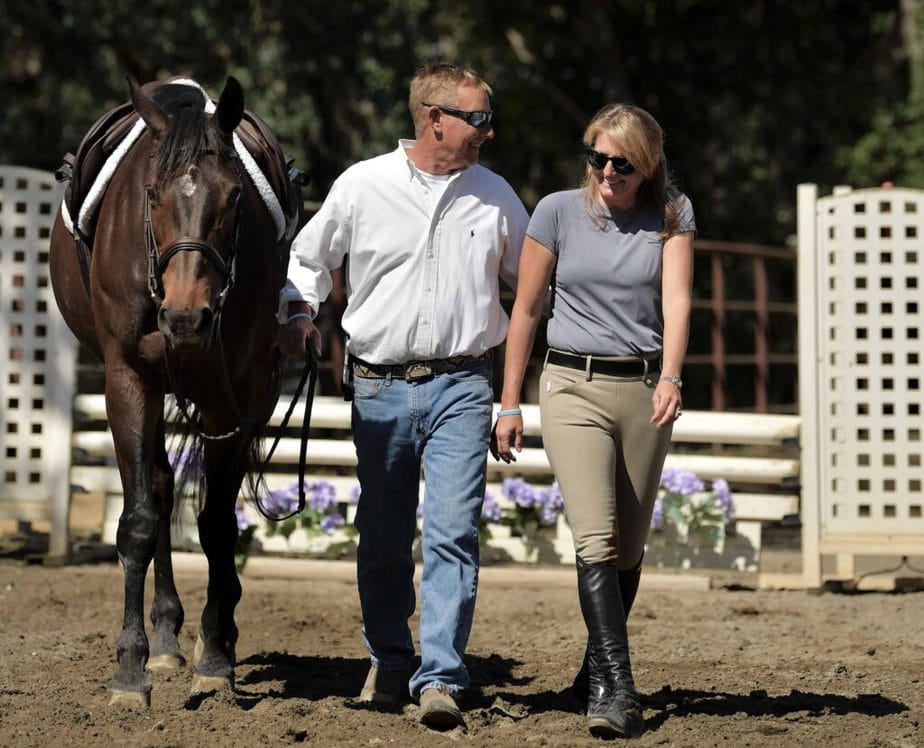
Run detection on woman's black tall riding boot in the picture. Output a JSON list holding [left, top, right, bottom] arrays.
[[571, 554, 643, 703], [576, 555, 644, 739]]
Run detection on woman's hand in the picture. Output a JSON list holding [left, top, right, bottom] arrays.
[[651, 379, 682, 429], [490, 414, 524, 463]]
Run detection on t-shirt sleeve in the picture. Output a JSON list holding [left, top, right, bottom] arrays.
[[526, 193, 562, 256], [675, 193, 697, 236]]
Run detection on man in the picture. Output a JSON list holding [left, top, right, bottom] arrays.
[[278, 62, 529, 729]]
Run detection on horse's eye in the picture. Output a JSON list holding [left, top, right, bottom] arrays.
[[145, 186, 158, 204], [227, 188, 242, 209]]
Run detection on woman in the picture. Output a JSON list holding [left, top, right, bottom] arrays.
[[492, 103, 694, 739]]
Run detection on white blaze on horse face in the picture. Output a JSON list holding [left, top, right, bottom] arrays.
[[179, 168, 197, 197]]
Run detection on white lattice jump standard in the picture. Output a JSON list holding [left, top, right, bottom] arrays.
[[0, 166, 73, 556]]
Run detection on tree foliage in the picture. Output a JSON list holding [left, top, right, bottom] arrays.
[[0, 0, 913, 245]]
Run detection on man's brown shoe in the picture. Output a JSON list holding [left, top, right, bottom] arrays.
[[358, 665, 407, 707], [418, 687, 464, 729]]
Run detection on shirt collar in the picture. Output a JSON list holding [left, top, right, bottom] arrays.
[[398, 139, 467, 182]]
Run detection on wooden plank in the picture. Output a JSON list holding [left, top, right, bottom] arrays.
[[0, 500, 51, 521], [819, 534, 924, 555], [73, 437, 798, 486], [73, 394, 800, 446], [729, 493, 799, 521], [663, 454, 799, 484]]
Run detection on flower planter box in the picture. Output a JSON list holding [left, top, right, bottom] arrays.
[[645, 525, 757, 572]]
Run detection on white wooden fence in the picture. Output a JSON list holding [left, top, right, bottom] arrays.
[[71, 394, 801, 571]]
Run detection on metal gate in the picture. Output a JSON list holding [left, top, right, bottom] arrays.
[[799, 183, 924, 585], [0, 166, 74, 556]]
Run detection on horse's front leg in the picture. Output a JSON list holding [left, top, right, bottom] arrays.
[[190, 436, 247, 694], [146, 416, 186, 671], [105, 367, 163, 707]]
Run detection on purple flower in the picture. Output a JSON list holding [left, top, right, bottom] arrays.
[[502, 477, 535, 508], [263, 483, 299, 515], [170, 448, 203, 476], [538, 504, 559, 527], [660, 467, 704, 496], [481, 491, 503, 523], [320, 513, 346, 535], [348, 483, 361, 504], [650, 497, 663, 530], [235, 505, 252, 532], [307, 480, 337, 512], [535, 483, 564, 513], [712, 478, 735, 520]]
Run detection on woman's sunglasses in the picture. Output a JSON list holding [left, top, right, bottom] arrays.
[[585, 148, 636, 175]]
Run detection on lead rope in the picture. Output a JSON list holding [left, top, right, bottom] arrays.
[[253, 347, 318, 521]]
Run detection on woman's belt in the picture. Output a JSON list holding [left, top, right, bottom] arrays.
[[546, 349, 660, 377]]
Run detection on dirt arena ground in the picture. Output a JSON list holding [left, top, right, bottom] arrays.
[[1, 545, 923, 748]]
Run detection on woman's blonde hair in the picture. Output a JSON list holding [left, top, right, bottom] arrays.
[[581, 103, 682, 239], [408, 62, 492, 137]]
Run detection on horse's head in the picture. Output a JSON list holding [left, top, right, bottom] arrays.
[[129, 75, 245, 354]]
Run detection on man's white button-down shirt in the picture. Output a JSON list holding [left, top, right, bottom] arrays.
[[280, 140, 529, 364]]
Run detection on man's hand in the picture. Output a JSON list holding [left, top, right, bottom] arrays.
[[278, 317, 322, 358]]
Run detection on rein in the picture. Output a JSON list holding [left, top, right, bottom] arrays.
[[253, 348, 319, 521]]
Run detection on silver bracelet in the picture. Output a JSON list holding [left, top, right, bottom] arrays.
[[659, 375, 682, 389], [286, 312, 312, 324], [496, 408, 522, 417]]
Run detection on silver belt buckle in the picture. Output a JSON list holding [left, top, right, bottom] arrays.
[[405, 362, 432, 381]]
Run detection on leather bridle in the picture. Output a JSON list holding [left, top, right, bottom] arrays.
[[144, 186, 238, 314]]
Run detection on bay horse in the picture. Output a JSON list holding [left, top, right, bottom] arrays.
[[49, 75, 299, 706]]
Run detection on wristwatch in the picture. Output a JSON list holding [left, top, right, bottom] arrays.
[[659, 375, 682, 389]]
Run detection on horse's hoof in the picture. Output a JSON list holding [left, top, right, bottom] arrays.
[[147, 653, 186, 671], [190, 673, 233, 695], [193, 635, 204, 666], [108, 688, 151, 708]]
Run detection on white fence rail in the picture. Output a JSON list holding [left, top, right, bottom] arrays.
[[71, 394, 801, 570]]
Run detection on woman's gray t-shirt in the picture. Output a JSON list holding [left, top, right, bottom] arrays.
[[527, 189, 695, 357]]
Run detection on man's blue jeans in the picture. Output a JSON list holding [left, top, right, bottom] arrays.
[[351, 360, 492, 698]]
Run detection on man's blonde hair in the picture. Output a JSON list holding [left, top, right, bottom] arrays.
[[408, 62, 492, 137]]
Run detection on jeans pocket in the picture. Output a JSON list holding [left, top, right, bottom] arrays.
[[352, 375, 384, 400], [443, 361, 492, 384]]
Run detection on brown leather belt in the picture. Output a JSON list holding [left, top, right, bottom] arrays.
[[546, 349, 659, 377], [351, 351, 492, 381]]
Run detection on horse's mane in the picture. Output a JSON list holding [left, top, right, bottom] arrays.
[[151, 84, 226, 181]]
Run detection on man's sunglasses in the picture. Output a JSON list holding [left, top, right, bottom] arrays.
[[423, 102, 493, 128], [585, 148, 636, 175]]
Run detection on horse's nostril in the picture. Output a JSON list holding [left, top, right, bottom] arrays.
[[158, 305, 214, 349], [196, 307, 214, 336]]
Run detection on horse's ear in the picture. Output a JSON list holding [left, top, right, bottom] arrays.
[[126, 74, 169, 139], [215, 77, 244, 135]]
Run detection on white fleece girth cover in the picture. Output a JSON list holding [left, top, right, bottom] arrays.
[[60, 77, 287, 241]]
